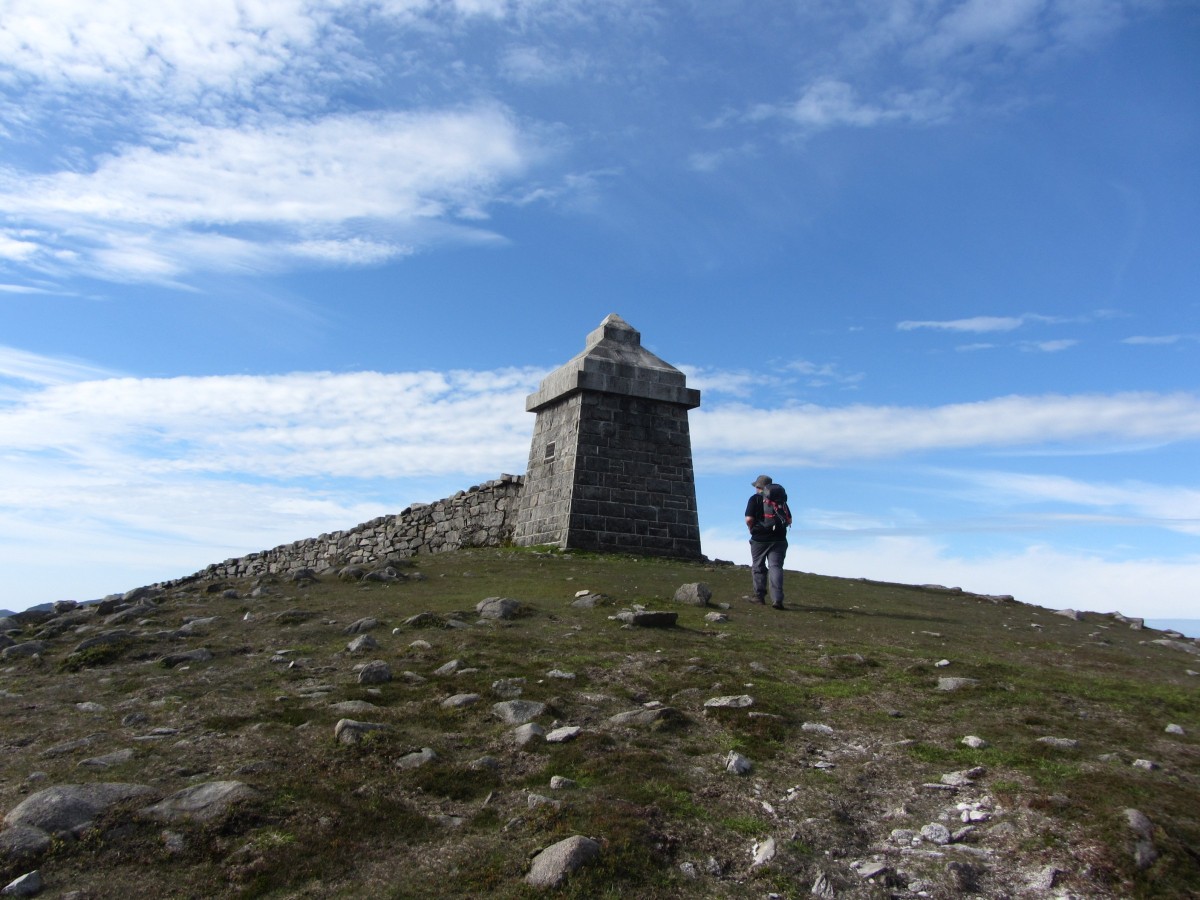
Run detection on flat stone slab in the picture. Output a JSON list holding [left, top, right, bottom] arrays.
[[615, 610, 678, 628]]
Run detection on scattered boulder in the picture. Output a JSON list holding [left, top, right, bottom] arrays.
[[5, 783, 158, 837], [476, 597, 522, 620], [1125, 808, 1159, 870], [492, 700, 546, 725], [2, 870, 42, 897], [343, 617, 380, 634], [356, 661, 392, 685], [704, 695, 753, 709], [346, 634, 379, 653], [139, 781, 258, 824], [936, 677, 978, 691], [395, 748, 437, 770], [673, 583, 712, 607], [525, 835, 601, 889], [334, 719, 388, 745]]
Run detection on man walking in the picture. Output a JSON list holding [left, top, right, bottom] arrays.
[[745, 474, 789, 609]]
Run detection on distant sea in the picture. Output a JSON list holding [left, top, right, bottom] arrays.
[[1145, 619, 1200, 639]]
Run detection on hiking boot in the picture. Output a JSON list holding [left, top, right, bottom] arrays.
[[772, 602, 784, 610], [744, 595, 766, 604]]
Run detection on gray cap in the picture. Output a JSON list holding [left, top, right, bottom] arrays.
[[751, 475, 773, 489]]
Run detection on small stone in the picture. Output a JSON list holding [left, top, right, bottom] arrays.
[[346, 634, 378, 653], [492, 700, 546, 725], [936, 677, 978, 691], [549, 776, 577, 790], [441, 693, 480, 709], [725, 752, 752, 775], [704, 694, 754, 709], [750, 836, 775, 868], [545, 726, 581, 743], [801, 722, 833, 735], [511, 723, 546, 746], [433, 659, 462, 676], [920, 823, 952, 845], [1165, 723, 1185, 735], [961, 735, 988, 749], [476, 597, 521, 620], [1132, 758, 1159, 771], [546, 669, 575, 680], [356, 660, 392, 685], [1037, 736, 1079, 750], [395, 748, 437, 770]]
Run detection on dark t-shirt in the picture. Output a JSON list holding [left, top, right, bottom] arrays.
[[745, 494, 786, 543]]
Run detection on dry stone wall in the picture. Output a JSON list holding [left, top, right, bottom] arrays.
[[177, 475, 524, 584]]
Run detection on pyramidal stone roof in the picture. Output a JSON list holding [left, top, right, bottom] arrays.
[[525, 313, 700, 412]]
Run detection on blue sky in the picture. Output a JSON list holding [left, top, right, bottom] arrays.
[[1, 1, 1198, 621]]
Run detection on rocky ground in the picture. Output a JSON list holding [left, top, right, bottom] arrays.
[[0, 549, 1196, 898]]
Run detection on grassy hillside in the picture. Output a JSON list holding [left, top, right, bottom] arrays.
[[1, 547, 1196, 898]]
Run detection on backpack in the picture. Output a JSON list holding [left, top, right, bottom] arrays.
[[760, 484, 792, 538]]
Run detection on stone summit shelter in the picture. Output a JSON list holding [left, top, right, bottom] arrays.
[[180, 314, 703, 584], [512, 313, 702, 558]]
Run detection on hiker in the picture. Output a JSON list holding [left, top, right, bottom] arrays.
[[745, 474, 791, 609]]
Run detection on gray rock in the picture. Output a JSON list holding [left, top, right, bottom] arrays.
[[5, 784, 158, 836], [159, 649, 213, 668], [704, 694, 754, 709], [605, 707, 684, 729], [492, 700, 546, 725], [1, 642, 47, 661], [346, 634, 379, 653], [936, 677, 978, 691], [961, 735, 988, 749], [395, 748, 437, 770], [1165, 723, 1185, 735], [545, 726, 581, 743], [725, 752, 752, 775], [525, 835, 601, 889], [491, 677, 526, 698], [40, 734, 106, 758], [0, 826, 51, 861], [476, 597, 521, 620], [549, 776, 577, 790], [1, 870, 42, 897], [329, 700, 380, 715], [78, 749, 135, 769], [511, 723, 546, 746], [343, 619, 379, 638], [334, 719, 388, 745], [1150, 639, 1200, 656], [920, 823, 952, 845], [1037, 737, 1080, 750], [139, 782, 258, 824], [673, 582, 712, 607], [433, 659, 462, 677], [357, 660, 392, 684], [441, 693, 481, 709]]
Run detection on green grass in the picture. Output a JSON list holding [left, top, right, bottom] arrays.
[[1, 546, 1196, 898]]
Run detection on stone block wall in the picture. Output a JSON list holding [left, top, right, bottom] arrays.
[[171, 475, 524, 584]]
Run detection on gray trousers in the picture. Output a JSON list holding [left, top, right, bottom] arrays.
[[750, 540, 787, 603]]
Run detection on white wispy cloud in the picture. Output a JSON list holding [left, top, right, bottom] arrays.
[[946, 470, 1200, 536], [749, 78, 955, 130], [0, 106, 538, 281], [0, 345, 121, 385], [692, 392, 1200, 467], [898, 313, 1072, 333]]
